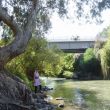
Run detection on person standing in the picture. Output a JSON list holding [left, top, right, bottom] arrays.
[[34, 69, 41, 93]]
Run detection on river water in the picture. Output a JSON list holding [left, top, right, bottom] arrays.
[[41, 77, 110, 110]]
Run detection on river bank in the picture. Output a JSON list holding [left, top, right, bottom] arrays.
[[1, 71, 110, 110], [0, 70, 57, 110]]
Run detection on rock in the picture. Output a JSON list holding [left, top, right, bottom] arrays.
[[58, 103, 64, 108], [44, 95, 53, 102], [42, 86, 53, 91], [0, 70, 56, 110], [35, 103, 42, 108], [0, 70, 33, 109], [32, 93, 39, 99]]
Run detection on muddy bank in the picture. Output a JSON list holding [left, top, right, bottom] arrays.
[[0, 70, 57, 110]]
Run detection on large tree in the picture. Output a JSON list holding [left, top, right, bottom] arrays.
[[0, 0, 110, 70], [0, 0, 68, 70]]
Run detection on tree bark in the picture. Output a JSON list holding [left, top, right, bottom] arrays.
[[0, 0, 39, 70]]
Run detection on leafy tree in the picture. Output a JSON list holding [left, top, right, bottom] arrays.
[[83, 48, 101, 77], [0, 0, 69, 70], [100, 37, 110, 79], [6, 37, 65, 80], [73, 54, 83, 72], [63, 53, 74, 71], [95, 25, 110, 79], [56, 53, 75, 78], [83, 48, 94, 62], [0, 0, 110, 72], [73, 48, 101, 79], [63, 71, 73, 79]]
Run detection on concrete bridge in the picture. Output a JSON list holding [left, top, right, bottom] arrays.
[[48, 40, 95, 53]]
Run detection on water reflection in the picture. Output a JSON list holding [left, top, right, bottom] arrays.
[[41, 77, 110, 110]]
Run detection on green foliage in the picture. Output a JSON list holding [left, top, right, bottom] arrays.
[[57, 53, 75, 78], [83, 48, 94, 63], [63, 53, 74, 71], [0, 0, 69, 38], [63, 71, 73, 79], [73, 48, 101, 79], [97, 25, 110, 79], [6, 37, 77, 83], [100, 37, 110, 79], [6, 54, 32, 88], [6, 37, 65, 83], [73, 54, 82, 72], [1, 0, 110, 41], [42, 50, 63, 77], [83, 48, 101, 77]]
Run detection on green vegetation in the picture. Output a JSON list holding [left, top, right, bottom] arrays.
[[1, 1, 110, 110], [1, 25, 110, 83], [0, 4, 110, 86], [63, 71, 73, 79], [5, 37, 60, 85], [100, 38, 110, 79], [96, 25, 110, 79], [73, 48, 101, 79], [4, 37, 75, 88], [58, 53, 75, 78], [72, 25, 110, 80], [0, 0, 110, 84], [83, 48, 101, 77]]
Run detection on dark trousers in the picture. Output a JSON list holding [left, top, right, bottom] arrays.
[[35, 85, 42, 93]]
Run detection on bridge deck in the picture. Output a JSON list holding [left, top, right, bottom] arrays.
[[48, 40, 95, 53]]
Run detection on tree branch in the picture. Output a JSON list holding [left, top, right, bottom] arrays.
[[0, 6, 21, 35], [0, 0, 40, 69], [24, 0, 39, 33]]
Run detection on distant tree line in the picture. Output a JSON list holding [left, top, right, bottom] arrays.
[[73, 25, 110, 80]]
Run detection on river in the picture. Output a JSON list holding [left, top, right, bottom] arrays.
[[41, 77, 110, 110]]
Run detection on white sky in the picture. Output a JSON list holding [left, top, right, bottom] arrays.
[[46, 9, 110, 40], [0, 5, 110, 41]]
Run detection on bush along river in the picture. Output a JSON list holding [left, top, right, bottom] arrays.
[[41, 77, 110, 110]]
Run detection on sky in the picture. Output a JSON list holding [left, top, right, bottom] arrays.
[[0, 3, 110, 41], [46, 9, 110, 41]]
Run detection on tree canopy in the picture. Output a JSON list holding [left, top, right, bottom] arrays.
[[0, 0, 69, 69], [74, 0, 110, 23], [0, 0, 68, 38], [0, 0, 110, 70], [0, 0, 110, 38]]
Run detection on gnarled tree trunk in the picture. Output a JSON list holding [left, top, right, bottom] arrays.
[[0, 1, 40, 108], [0, 0, 39, 70]]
